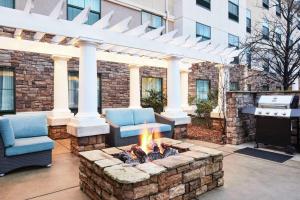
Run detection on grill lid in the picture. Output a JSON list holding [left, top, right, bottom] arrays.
[[258, 95, 294, 109]]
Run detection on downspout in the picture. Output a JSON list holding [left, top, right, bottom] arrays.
[[165, 0, 169, 33]]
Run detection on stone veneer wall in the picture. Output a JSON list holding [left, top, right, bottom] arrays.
[[226, 92, 256, 145]]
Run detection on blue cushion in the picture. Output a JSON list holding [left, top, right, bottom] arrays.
[[133, 108, 156, 125], [5, 136, 54, 156], [0, 118, 15, 147], [120, 123, 171, 138], [106, 109, 134, 126], [5, 113, 48, 139]]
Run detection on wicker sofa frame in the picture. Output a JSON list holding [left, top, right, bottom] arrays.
[[106, 113, 175, 147], [0, 136, 52, 176]]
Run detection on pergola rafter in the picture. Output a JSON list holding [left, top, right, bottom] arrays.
[[0, 0, 241, 66]]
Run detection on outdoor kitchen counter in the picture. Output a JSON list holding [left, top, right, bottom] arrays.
[[78, 138, 224, 200]]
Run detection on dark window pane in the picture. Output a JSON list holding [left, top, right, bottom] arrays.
[[141, 77, 162, 98], [196, 23, 211, 40], [228, 34, 239, 48], [196, 80, 210, 101], [0, 0, 14, 8], [230, 82, 239, 91], [262, 26, 269, 40], [88, 11, 100, 25], [67, 6, 82, 21], [263, 0, 269, 9], [262, 85, 269, 91], [276, 0, 281, 16], [0, 68, 15, 112], [229, 1, 239, 22], [196, 0, 211, 10]]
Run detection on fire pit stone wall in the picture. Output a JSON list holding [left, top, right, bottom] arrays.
[[79, 138, 224, 200]]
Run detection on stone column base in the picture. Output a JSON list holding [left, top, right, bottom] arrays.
[[48, 125, 70, 140], [173, 124, 188, 139], [70, 135, 106, 155]]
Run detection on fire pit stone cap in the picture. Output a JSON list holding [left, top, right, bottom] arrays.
[[79, 150, 113, 162], [180, 151, 210, 160], [95, 158, 123, 169], [155, 138, 182, 145], [153, 155, 194, 169], [104, 164, 150, 184], [171, 142, 195, 150], [102, 147, 124, 155], [117, 144, 136, 152], [189, 146, 223, 156], [136, 162, 167, 176]]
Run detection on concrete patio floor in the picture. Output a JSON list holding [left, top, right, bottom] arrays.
[[0, 139, 300, 200]]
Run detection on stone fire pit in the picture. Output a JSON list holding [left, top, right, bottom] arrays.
[[79, 138, 224, 200]]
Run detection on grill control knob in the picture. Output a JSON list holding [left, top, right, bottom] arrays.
[[282, 113, 286, 116], [274, 113, 278, 115], [258, 111, 262, 114], [266, 112, 270, 115]]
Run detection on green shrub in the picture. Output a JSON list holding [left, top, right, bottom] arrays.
[[141, 89, 166, 113]]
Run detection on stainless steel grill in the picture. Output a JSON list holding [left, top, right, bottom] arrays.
[[242, 95, 300, 118], [242, 95, 300, 154]]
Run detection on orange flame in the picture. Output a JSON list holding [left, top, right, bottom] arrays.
[[139, 126, 162, 154]]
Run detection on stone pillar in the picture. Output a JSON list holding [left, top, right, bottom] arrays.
[[211, 64, 230, 118], [162, 56, 191, 139], [48, 55, 73, 139], [292, 78, 299, 91], [129, 65, 141, 108], [67, 40, 109, 153]]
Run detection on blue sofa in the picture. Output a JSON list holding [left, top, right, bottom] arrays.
[[0, 113, 54, 176], [105, 108, 174, 147]]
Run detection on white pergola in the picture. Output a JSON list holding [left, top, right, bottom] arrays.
[[0, 0, 242, 137]]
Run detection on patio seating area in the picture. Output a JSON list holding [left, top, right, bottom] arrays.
[[1, 138, 300, 200]]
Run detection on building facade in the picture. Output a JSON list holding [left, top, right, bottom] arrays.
[[0, 0, 282, 117]]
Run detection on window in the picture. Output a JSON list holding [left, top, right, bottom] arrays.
[[263, 58, 270, 72], [247, 84, 251, 91], [196, 0, 211, 10], [67, 0, 101, 25], [196, 80, 210, 101], [230, 82, 239, 91], [246, 49, 252, 68], [196, 23, 211, 41], [262, 85, 269, 91], [276, 86, 282, 91], [276, 0, 281, 16], [262, 19, 269, 40], [141, 77, 163, 99], [246, 9, 251, 33], [142, 11, 164, 31], [263, 0, 269, 9], [68, 71, 101, 113], [0, 0, 14, 8], [0, 68, 15, 114], [228, 34, 239, 48], [228, 0, 239, 22], [276, 32, 281, 45]]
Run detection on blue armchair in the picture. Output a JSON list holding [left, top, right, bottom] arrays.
[[0, 113, 54, 176]]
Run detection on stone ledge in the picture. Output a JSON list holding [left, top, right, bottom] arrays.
[[104, 165, 150, 184]]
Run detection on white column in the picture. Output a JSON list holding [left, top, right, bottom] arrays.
[[292, 78, 299, 91], [129, 65, 141, 108], [67, 40, 109, 137], [48, 55, 73, 126], [180, 68, 189, 110], [162, 56, 191, 125], [211, 64, 230, 118]]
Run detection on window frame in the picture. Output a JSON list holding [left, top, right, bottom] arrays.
[[196, 22, 211, 41], [68, 71, 102, 114], [276, 0, 281, 16], [0, 66, 16, 115], [196, 79, 211, 101], [140, 76, 163, 101], [228, 0, 239, 22], [263, 0, 269, 9], [228, 33, 239, 48], [0, 0, 15, 8], [230, 82, 239, 91], [246, 9, 251, 33], [262, 85, 269, 91], [67, 0, 101, 25], [262, 20, 270, 40], [196, 0, 211, 10], [263, 58, 270, 72], [141, 11, 164, 31]]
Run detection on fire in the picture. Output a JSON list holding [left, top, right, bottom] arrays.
[[139, 125, 162, 154]]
